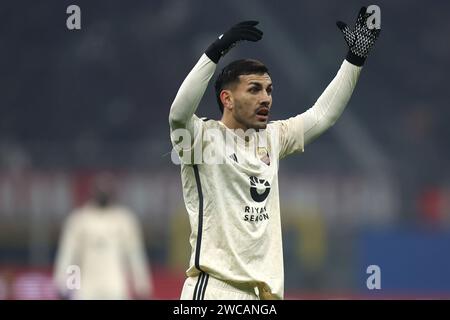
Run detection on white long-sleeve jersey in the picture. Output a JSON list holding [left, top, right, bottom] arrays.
[[169, 54, 361, 299], [53, 203, 153, 300]]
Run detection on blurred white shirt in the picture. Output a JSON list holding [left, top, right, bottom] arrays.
[[53, 203, 153, 300]]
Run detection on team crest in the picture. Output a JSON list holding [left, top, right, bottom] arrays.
[[257, 147, 270, 166]]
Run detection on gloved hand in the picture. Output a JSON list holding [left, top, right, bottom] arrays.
[[337, 6, 381, 66], [205, 21, 263, 64]]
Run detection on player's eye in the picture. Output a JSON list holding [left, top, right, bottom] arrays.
[[248, 87, 259, 93]]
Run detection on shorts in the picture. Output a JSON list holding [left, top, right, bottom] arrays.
[[180, 272, 259, 300]]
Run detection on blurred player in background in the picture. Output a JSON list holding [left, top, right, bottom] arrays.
[[53, 173, 153, 300], [169, 7, 380, 299]]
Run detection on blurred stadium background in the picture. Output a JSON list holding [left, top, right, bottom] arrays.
[[1, 0, 449, 299]]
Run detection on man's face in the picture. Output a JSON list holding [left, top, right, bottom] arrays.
[[229, 73, 273, 130]]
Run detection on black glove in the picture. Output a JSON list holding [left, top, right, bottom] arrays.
[[337, 6, 381, 66], [205, 21, 263, 64]]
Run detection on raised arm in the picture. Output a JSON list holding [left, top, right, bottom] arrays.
[[168, 21, 263, 131], [168, 55, 216, 131], [302, 60, 361, 145], [303, 6, 380, 145], [276, 6, 381, 158]]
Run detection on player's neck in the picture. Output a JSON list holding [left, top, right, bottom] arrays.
[[220, 114, 249, 132]]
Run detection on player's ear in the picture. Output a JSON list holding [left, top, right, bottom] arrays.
[[220, 90, 234, 111]]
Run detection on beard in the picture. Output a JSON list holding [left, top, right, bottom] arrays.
[[233, 101, 268, 130]]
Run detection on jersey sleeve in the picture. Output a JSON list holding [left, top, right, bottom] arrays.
[[270, 115, 304, 160], [170, 115, 206, 165], [273, 60, 362, 159], [169, 54, 216, 165]]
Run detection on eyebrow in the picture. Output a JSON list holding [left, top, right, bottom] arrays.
[[248, 82, 273, 88]]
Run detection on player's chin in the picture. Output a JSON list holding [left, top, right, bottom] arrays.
[[252, 120, 268, 130]]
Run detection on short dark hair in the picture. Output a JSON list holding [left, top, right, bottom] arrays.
[[214, 59, 269, 114]]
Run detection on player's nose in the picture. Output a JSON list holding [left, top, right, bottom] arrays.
[[259, 92, 271, 104], [259, 96, 271, 108]]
